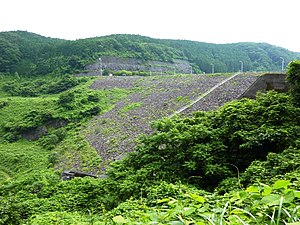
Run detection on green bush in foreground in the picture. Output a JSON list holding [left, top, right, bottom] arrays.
[[99, 180, 300, 225], [2, 175, 299, 225]]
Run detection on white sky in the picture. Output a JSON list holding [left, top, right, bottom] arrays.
[[1, 0, 299, 52]]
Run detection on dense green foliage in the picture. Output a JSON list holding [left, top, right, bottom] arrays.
[[0, 71, 299, 224], [287, 60, 300, 106], [0, 75, 131, 171], [2, 74, 80, 96], [165, 40, 299, 73], [0, 68, 300, 224], [1, 31, 300, 76]]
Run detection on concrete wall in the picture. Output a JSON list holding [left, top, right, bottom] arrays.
[[241, 73, 289, 98], [76, 56, 192, 76]]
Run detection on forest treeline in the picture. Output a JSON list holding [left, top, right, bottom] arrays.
[[1, 30, 300, 76]]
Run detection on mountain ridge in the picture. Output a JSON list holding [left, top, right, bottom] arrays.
[[1, 30, 299, 75]]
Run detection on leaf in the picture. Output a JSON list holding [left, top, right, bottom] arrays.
[[168, 199, 178, 205], [197, 204, 210, 212], [231, 208, 246, 215], [250, 193, 261, 200], [112, 215, 127, 224], [286, 223, 300, 225], [294, 191, 300, 198], [246, 186, 260, 193], [183, 207, 196, 216], [262, 186, 273, 196], [169, 221, 184, 225], [149, 212, 159, 221], [196, 222, 206, 225], [273, 180, 290, 190], [157, 198, 170, 203], [189, 193, 205, 203], [283, 190, 295, 203], [238, 191, 247, 199], [261, 194, 281, 206]]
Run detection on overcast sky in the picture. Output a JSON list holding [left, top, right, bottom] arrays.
[[1, 0, 299, 52]]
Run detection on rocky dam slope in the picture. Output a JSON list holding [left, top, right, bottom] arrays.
[[85, 73, 258, 171]]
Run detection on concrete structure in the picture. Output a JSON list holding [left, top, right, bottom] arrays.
[[76, 56, 192, 76], [241, 73, 289, 98]]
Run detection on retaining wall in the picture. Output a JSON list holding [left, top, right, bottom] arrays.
[[241, 73, 289, 98]]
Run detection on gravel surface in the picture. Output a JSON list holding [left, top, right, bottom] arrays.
[[86, 73, 258, 171], [182, 73, 258, 114]]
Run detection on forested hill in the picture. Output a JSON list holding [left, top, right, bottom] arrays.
[[1, 30, 300, 76]]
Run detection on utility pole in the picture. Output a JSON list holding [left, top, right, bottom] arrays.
[[239, 61, 243, 72], [211, 63, 214, 74], [99, 58, 102, 76], [280, 57, 285, 71]]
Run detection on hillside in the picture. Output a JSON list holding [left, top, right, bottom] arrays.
[[1, 30, 300, 224], [1, 31, 300, 76], [0, 71, 299, 224]]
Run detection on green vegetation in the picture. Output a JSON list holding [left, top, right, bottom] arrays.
[[2, 74, 80, 97], [0, 68, 299, 224], [286, 60, 300, 106], [113, 70, 150, 76], [1, 31, 300, 76], [120, 102, 143, 113], [0, 75, 131, 176], [1, 30, 300, 224], [0, 140, 49, 183]]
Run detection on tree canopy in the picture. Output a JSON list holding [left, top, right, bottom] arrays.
[[1, 31, 299, 76], [287, 60, 300, 106]]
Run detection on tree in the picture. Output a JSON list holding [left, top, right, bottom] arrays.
[[0, 38, 21, 72], [286, 60, 300, 106]]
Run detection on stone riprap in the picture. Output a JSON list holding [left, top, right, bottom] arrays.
[[86, 73, 258, 171], [182, 73, 258, 114]]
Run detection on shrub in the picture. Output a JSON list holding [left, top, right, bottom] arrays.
[[0, 101, 8, 109], [113, 114, 230, 189], [57, 91, 75, 108], [286, 60, 300, 106], [45, 75, 79, 94], [87, 94, 99, 102], [113, 70, 133, 76], [80, 106, 101, 117], [38, 128, 67, 150], [109, 92, 300, 190], [1, 75, 82, 97], [4, 110, 54, 134], [213, 91, 300, 170], [3, 132, 21, 142], [240, 147, 300, 186]]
